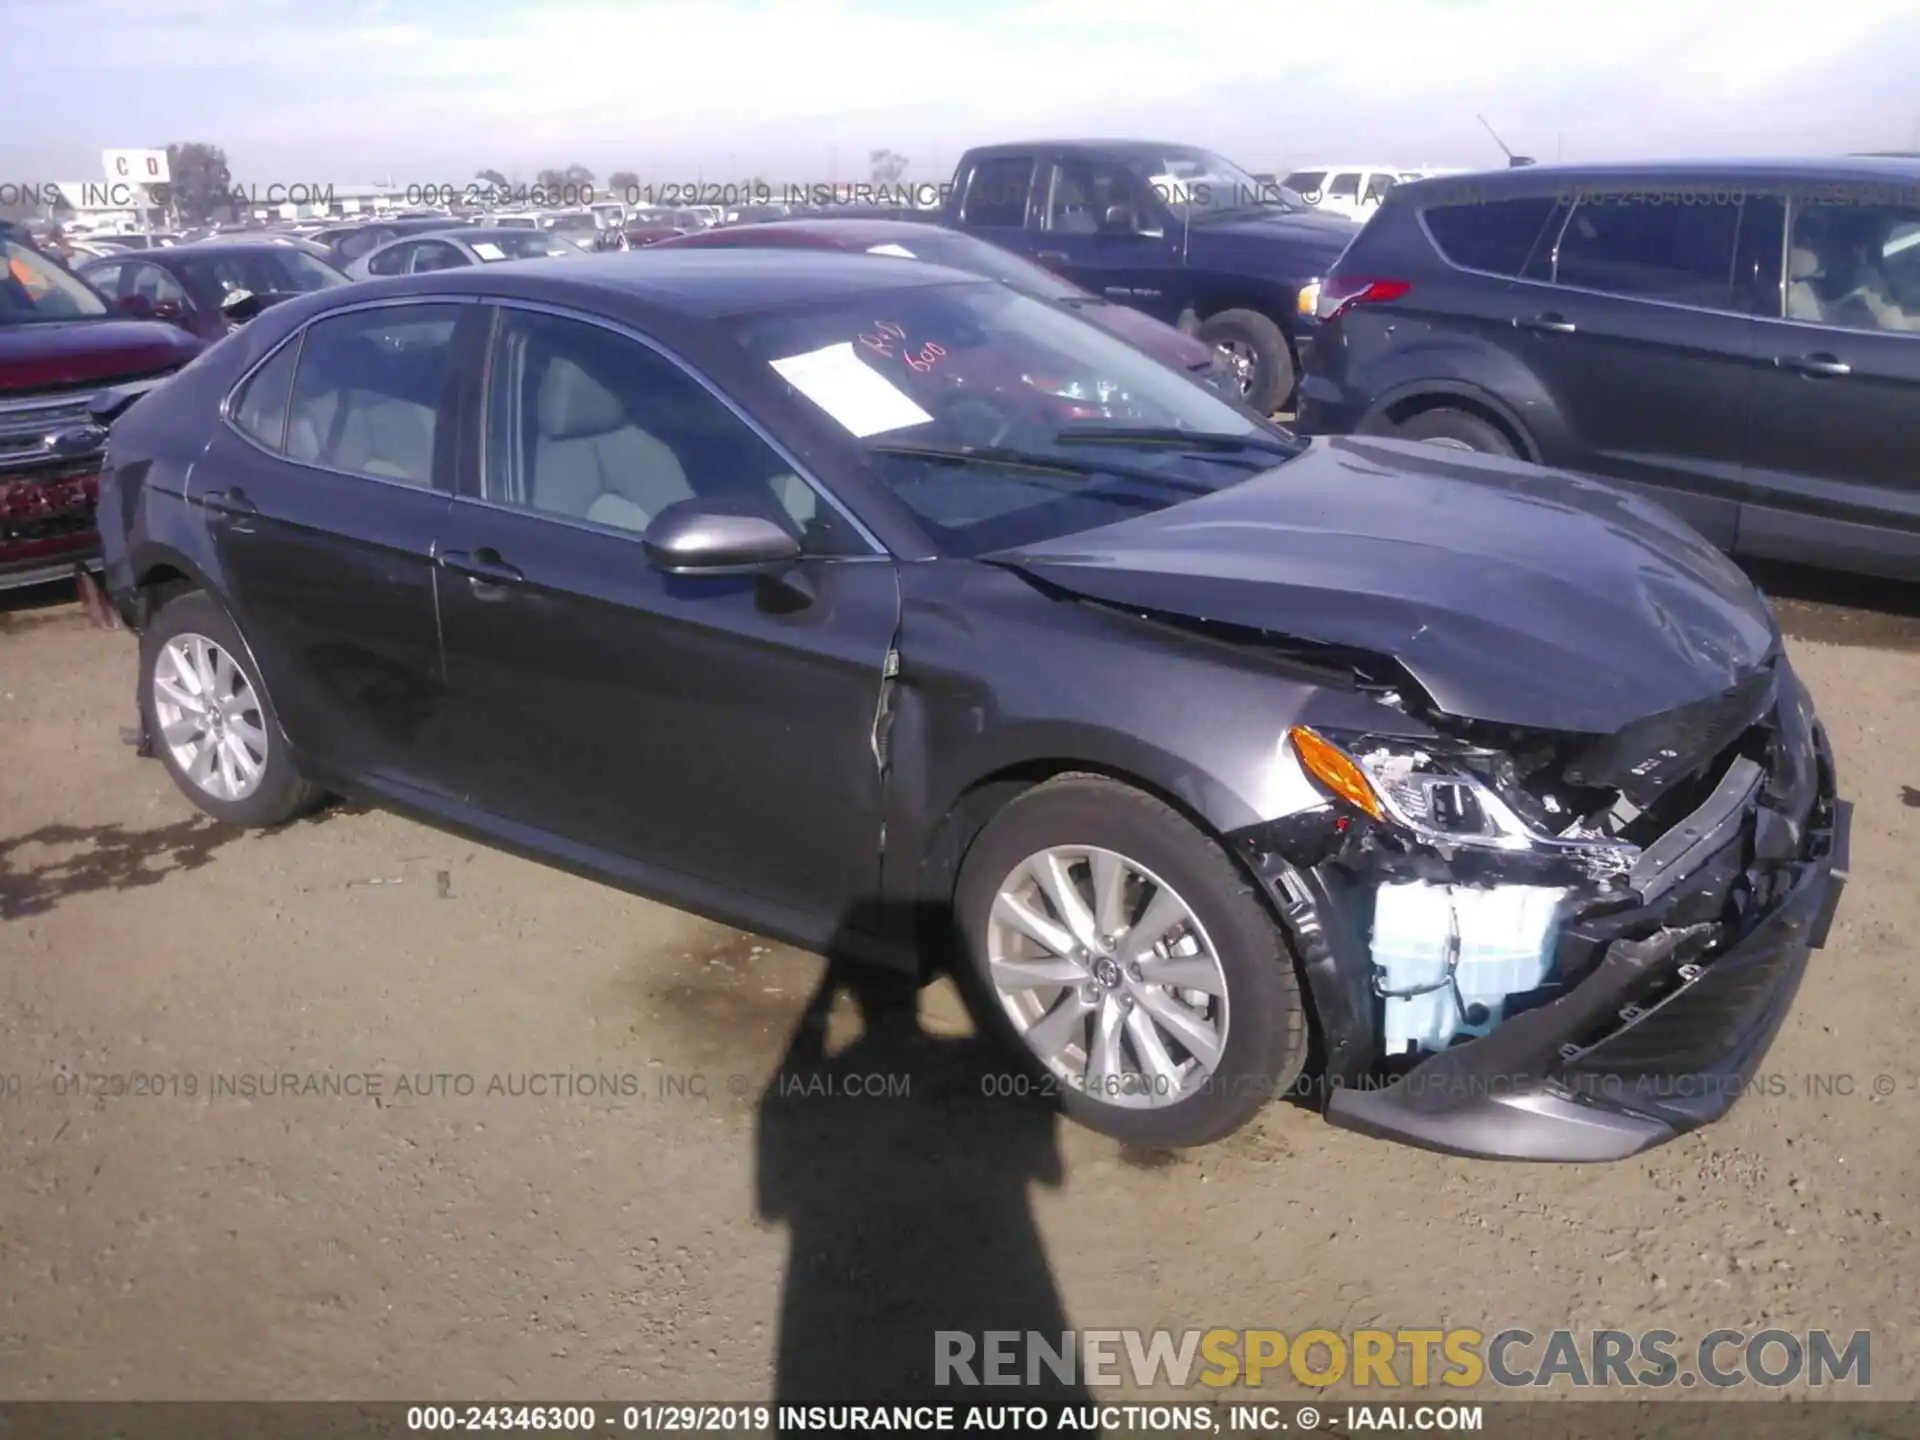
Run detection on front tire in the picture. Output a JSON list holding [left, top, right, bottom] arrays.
[[1196, 308, 1296, 415], [955, 775, 1308, 1148], [139, 591, 320, 827]]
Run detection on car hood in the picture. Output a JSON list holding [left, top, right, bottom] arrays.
[[0, 318, 202, 393], [989, 436, 1779, 735], [1073, 301, 1214, 370]]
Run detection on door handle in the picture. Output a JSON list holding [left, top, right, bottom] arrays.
[[202, 486, 258, 516], [1778, 353, 1851, 378], [1513, 313, 1577, 334], [1037, 250, 1069, 264], [438, 546, 524, 598]]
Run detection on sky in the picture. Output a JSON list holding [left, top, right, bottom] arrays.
[[6, 0, 1919, 189]]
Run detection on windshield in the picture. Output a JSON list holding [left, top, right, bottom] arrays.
[[730, 281, 1297, 555], [860, 228, 1087, 302], [1, 238, 113, 323], [175, 249, 349, 298], [1131, 149, 1307, 219]]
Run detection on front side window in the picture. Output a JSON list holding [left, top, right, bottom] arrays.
[[1283, 171, 1328, 198], [730, 281, 1300, 556], [1327, 172, 1362, 201], [483, 309, 865, 553], [126, 262, 188, 306], [366, 243, 413, 277], [409, 241, 467, 273], [1046, 160, 1152, 236], [284, 304, 458, 484], [1786, 200, 1920, 333], [960, 157, 1036, 228], [1552, 196, 1743, 309], [177, 249, 349, 300], [1362, 173, 1396, 205]]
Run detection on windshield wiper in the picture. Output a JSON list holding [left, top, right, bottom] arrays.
[[866, 441, 1216, 494], [1052, 424, 1303, 460]]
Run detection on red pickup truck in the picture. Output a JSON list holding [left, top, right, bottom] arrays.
[[1, 223, 203, 593]]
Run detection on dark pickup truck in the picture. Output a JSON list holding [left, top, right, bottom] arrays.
[[941, 140, 1359, 411]]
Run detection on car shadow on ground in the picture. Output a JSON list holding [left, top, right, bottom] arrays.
[[1744, 559, 1920, 652], [754, 938, 1092, 1422]]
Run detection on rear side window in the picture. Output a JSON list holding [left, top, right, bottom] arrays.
[[1328, 172, 1361, 200], [285, 304, 459, 485], [1362, 173, 1396, 204], [230, 338, 301, 451], [1422, 197, 1561, 277], [1283, 171, 1327, 197], [1554, 197, 1742, 309], [961, 157, 1036, 227]]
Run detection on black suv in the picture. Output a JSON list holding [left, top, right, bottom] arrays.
[[1295, 159, 1920, 580]]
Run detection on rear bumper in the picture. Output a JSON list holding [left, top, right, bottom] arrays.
[[1322, 725, 1847, 1162], [1292, 373, 1363, 436], [0, 536, 102, 592]]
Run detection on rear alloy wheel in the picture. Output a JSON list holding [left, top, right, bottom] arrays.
[[956, 775, 1307, 1148], [139, 591, 320, 828], [1393, 406, 1517, 457], [1196, 308, 1295, 415]]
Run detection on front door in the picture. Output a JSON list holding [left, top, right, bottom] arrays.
[[1035, 158, 1183, 324], [188, 300, 472, 791], [1738, 193, 1920, 577], [431, 304, 900, 938]]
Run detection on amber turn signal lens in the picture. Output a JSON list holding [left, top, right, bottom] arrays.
[[1289, 726, 1384, 820]]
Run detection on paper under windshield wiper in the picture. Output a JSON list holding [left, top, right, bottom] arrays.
[[865, 441, 1215, 493], [1052, 425, 1302, 459]]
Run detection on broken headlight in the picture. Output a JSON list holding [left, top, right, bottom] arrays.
[[1290, 726, 1638, 871]]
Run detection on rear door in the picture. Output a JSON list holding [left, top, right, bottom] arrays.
[[1492, 187, 1768, 547], [1034, 156, 1183, 322], [188, 300, 476, 792], [1738, 190, 1920, 577], [952, 154, 1041, 259]]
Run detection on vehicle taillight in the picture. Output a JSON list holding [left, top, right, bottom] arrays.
[[1316, 277, 1411, 321]]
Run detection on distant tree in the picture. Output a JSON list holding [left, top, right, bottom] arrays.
[[868, 149, 908, 183], [155, 142, 233, 224], [475, 167, 509, 188], [563, 163, 595, 186], [608, 170, 640, 193]]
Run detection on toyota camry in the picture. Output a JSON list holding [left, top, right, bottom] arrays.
[[93, 251, 1848, 1158]]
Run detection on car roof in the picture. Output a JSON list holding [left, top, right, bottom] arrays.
[[704, 218, 958, 247], [1395, 155, 1920, 196], [453, 227, 566, 243], [330, 247, 984, 319], [962, 139, 1223, 161]]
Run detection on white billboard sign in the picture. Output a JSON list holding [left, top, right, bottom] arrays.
[[102, 148, 171, 185]]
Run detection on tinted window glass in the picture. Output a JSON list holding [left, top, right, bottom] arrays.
[[285, 305, 457, 484], [1786, 200, 1920, 333], [961, 157, 1035, 228], [127, 262, 187, 305], [1046, 160, 1148, 235], [410, 241, 466, 273], [1328, 172, 1361, 200], [1554, 197, 1742, 308], [1362, 173, 1396, 204], [1422, 197, 1560, 277], [231, 338, 301, 450], [484, 310, 866, 554], [1283, 171, 1327, 196], [366, 242, 411, 276]]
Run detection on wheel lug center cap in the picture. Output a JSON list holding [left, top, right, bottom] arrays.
[[1092, 956, 1124, 989]]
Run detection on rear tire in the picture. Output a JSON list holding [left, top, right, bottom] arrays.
[[1197, 308, 1295, 415], [1394, 406, 1517, 456], [138, 591, 321, 828], [954, 775, 1308, 1148]]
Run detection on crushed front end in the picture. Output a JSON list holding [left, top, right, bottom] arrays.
[[1232, 656, 1849, 1162]]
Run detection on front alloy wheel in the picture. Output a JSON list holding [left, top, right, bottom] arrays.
[[987, 846, 1230, 1109], [956, 774, 1308, 1147]]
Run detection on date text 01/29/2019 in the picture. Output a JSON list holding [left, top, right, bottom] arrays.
[[402, 1402, 1442, 1433]]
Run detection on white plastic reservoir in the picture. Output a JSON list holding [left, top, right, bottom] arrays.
[[1370, 881, 1568, 1056]]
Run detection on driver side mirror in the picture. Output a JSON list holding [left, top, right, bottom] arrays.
[[641, 499, 802, 576], [220, 289, 264, 323]]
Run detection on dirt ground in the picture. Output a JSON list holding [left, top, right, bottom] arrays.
[[2, 568, 1918, 1408]]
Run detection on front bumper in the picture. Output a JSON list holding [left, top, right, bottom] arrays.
[[1249, 666, 1849, 1162]]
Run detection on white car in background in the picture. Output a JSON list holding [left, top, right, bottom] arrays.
[[1280, 165, 1462, 222]]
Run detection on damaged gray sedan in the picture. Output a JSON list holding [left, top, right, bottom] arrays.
[[95, 252, 1848, 1159]]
